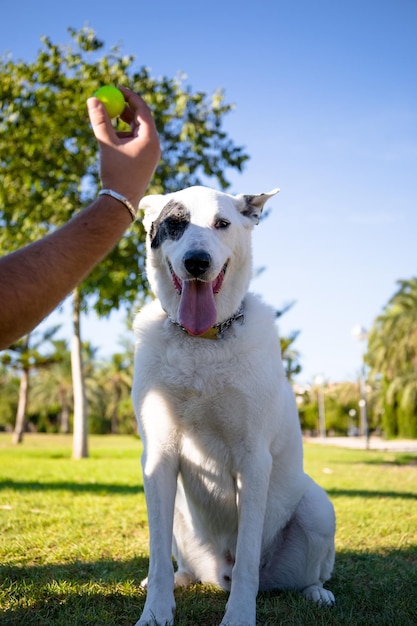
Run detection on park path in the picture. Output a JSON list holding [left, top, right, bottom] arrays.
[[305, 436, 417, 453]]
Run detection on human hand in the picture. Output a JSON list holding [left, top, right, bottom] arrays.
[[87, 87, 161, 209]]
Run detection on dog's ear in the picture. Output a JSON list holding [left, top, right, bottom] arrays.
[[235, 188, 280, 225], [139, 194, 166, 233]]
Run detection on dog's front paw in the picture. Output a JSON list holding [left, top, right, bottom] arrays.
[[220, 619, 255, 626], [135, 595, 175, 626], [135, 617, 174, 626], [135, 609, 174, 626], [302, 584, 335, 606], [220, 604, 256, 626], [220, 615, 256, 626]]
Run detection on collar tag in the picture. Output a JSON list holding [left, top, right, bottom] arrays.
[[198, 326, 220, 340]]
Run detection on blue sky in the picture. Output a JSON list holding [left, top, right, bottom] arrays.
[[1, 0, 416, 383]]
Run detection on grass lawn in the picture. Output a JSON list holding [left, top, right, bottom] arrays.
[[0, 433, 416, 625]]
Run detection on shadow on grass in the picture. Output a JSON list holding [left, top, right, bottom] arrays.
[[0, 478, 143, 495], [362, 453, 417, 466], [0, 556, 148, 626], [1, 547, 417, 625], [327, 487, 416, 500]]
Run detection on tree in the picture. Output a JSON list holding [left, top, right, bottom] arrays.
[[275, 301, 302, 382], [88, 351, 134, 434], [295, 380, 372, 436], [0, 27, 249, 457], [102, 353, 133, 434], [30, 339, 73, 433], [0, 326, 62, 443], [280, 331, 302, 383], [0, 364, 19, 431], [366, 277, 417, 438]]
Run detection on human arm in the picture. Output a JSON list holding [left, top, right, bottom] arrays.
[[0, 88, 160, 350]]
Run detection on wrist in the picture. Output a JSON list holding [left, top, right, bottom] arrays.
[[98, 189, 138, 221]]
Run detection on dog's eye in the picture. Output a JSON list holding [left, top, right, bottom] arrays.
[[166, 217, 188, 237], [215, 218, 230, 230]]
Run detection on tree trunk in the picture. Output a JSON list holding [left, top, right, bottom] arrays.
[[111, 384, 121, 434], [13, 365, 30, 444], [71, 288, 88, 459], [59, 389, 70, 434]]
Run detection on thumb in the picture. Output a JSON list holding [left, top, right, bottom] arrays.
[[87, 97, 115, 144]]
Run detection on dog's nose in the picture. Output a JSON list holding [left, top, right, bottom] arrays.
[[183, 250, 211, 277]]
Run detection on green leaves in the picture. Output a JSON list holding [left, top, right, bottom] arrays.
[[0, 27, 249, 316], [366, 277, 417, 437]]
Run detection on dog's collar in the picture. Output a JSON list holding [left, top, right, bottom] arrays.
[[169, 302, 245, 340]]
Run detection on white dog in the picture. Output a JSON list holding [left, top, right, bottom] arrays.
[[132, 186, 335, 626]]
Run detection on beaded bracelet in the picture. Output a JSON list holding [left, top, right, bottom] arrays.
[[98, 189, 137, 221]]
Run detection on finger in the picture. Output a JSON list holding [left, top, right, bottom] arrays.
[[119, 104, 135, 127], [115, 131, 136, 139], [87, 97, 118, 144], [118, 87, 156, 128]]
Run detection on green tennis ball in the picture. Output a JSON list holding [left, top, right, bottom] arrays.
[[93, 86, 125, 118]]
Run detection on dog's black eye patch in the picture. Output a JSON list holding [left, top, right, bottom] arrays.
[[150, 200, 190, 249]]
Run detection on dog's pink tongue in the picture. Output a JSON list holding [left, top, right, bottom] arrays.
[[178, 280, 217, 336]]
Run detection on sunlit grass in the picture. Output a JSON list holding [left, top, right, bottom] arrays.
[[0, 434, 416, 625]]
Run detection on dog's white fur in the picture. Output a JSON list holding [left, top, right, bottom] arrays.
[[132, 186, 335, 626]]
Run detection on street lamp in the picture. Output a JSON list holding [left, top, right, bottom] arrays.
[[348, 408, 358, 436], [314, 374, 326, 438], [351, 325, 369, 449]]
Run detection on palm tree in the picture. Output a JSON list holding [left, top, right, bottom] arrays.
[[275, 301, 302, 383], [366, 277, 417, 438], [0, 326, 62, 443], [94, 352, 133, 434], [30, 340, 73, 433], [280, 331, 302, 383]]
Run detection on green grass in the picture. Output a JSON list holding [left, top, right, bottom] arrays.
[[0, 434, 416, 625]]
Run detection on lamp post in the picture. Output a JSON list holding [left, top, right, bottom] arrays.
[[351, 324, 369, 449], [314, 375, 326, 439], [348, 408, 358, 436]]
